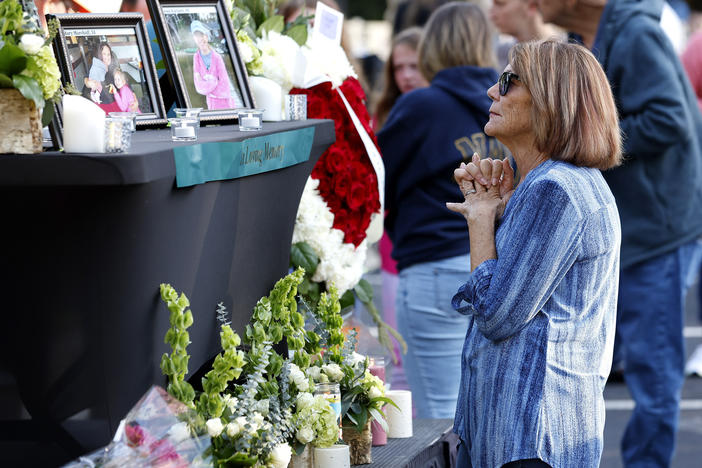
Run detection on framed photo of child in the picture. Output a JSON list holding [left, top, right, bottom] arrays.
[[49, 12, 168, 128], [147, 0, 255, 123]]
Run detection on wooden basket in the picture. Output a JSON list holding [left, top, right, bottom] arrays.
[[0, 88, 43, 154]]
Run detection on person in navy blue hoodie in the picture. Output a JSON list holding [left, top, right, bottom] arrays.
[[377, 2, 507, 419], [538, 0, 702, 466]]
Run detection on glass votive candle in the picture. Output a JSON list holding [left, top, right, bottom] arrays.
[[237, 109, 264, 131], [174, 107, 203, 123], [286, 94, 307, 120], [169, 117, 198, 141], [314, 382, 342, 440], [104, 116, 132, 152], [108, 111, 137, 132]]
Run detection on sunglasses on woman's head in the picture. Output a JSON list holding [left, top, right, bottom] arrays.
[[499, 72, 520, 96]]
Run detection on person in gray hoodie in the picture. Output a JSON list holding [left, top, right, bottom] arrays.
[[537, 0, 702, 466]]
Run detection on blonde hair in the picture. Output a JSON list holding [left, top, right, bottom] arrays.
[[418, 2, 496, 82], [510, 40, 622, 169]]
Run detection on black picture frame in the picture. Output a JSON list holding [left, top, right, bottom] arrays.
[[147, 0, 255, 123], [48, 13, 168, 128]]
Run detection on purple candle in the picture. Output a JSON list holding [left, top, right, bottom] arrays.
[[369, 356, 387, 446]]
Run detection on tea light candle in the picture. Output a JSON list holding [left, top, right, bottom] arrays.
[[313, 445, 350, 468], [241, 115, 258, 127], [385, 390, 413, 438], [174, 125, 195, 139], [63, 95, 105, 153]]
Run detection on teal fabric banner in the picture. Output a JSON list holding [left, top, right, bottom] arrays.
[[173, 127, 316, 188]]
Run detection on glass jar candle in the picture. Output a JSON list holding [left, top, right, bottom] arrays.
[[314, 382, 342, 440]]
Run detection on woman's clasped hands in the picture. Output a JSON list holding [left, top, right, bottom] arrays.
[[446, 153, 515, 223]]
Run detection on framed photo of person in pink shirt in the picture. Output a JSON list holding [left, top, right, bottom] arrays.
[[148, 0, 255, 123]]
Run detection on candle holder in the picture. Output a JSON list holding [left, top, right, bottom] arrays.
[[104, 116, 132, 153], [174, 107, 203, 124], [286, 94, 307, 120], [314, 382, 341, 440], [169, 117, 198, 142], [236, 109, 264, 131], [108, 111, 137, 133]]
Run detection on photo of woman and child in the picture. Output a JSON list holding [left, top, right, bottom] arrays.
[[163, 6, 244, 110], [66, 29, 152, 115], [83, 43, 140, 113]]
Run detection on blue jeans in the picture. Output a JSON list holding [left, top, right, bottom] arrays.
[[618, 241, 700, 467], [396, 254, 470, 418]]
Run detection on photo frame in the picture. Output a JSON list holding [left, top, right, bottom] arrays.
[[147, 0, 255, 123], [48, 13, 168, 128]]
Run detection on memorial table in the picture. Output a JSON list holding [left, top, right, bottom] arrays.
[[0, 120, 334, 464]]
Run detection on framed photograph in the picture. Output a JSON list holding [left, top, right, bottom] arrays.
[[147, 0, 255, 122], [49, 13, 168, 128]]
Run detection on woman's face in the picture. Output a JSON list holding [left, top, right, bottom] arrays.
[[484, 66, 532, 141], [101, 46, 112, 66], [392, 43, 428, 94], [489, 0, 528, 37]]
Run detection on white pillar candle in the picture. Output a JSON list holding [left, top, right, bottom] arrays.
[[249, 76, 283, 122], [62, 95, 106, 153], [385, 389, 413, 438], [313, 445, 350, 468]]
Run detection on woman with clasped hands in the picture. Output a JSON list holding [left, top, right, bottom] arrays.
[[447, 40, 623, 468]]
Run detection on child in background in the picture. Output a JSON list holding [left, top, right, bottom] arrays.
[[108, 69, 141, 113]]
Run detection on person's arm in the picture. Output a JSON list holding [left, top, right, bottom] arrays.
[[612, 24, 691, 157], [193, 54, 217, 95], [451, 179, 584, 342]]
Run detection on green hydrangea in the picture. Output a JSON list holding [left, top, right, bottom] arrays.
[[22, 46, 61, 100], [293, 394, 338, 448]]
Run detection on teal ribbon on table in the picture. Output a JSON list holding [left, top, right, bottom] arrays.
[[173, 127, 316, 188]]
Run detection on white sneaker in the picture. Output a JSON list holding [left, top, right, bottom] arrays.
[[684, 344, 702, 377]]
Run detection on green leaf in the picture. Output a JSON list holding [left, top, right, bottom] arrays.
[[0, 72, 13, 88], [257, 15, 284, 35], [369, 407, 388, 432], [0, 43, 27, 76], [290, 242, 319, 274], [354, 279, 374, 304], [339, 289, 355, 310], [155, 59, 165, 70], [41, 102, 54, 128], [284, 24, 307, 46], [13, 74, 43, 108]]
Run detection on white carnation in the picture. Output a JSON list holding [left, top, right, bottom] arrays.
[[238, 41, 254, 63], [205, 418, 224, 437], [296, 426, 315, 444], [300, 36, 356, 88], [19, 34, 44, 55], [256, 31, 300, 92], [268, 443, 292, 468], [292, 178, 367, 295], [289, 364, 309, 391]]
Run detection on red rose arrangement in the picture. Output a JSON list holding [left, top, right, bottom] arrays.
[[290, 77, 381, 247]]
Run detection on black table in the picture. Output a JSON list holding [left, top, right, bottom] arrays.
[[368, 419, 459, 468], [0, 120, 334, 466]]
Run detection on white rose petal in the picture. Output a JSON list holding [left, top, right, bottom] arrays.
[[322, 363, 344, 382], [306, 366, 322, 381], [268, 443, 292, 468], [296, 426, 315, 444], [19, 34, 44, 55], [205, 418, 224, 437]]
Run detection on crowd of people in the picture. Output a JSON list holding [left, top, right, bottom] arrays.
[[370, 1, 702, 467]]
